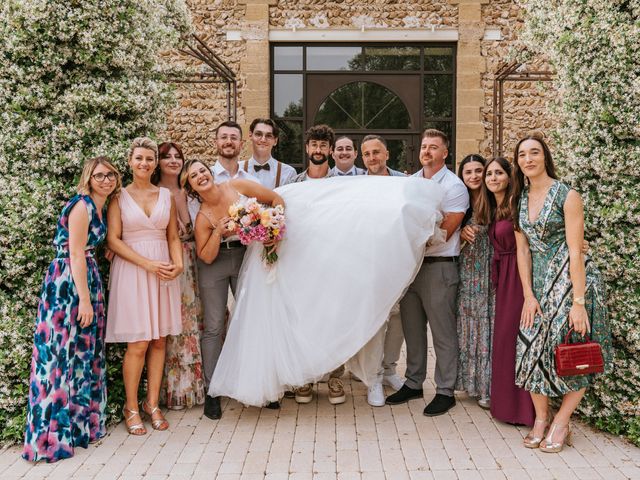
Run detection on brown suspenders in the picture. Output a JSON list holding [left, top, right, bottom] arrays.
[[243, 159, 282, 188]]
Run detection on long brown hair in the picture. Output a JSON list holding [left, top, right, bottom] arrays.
[[510, 135, 557, 231], [475, 157, 512, 226], [152, 141, 185, 186]]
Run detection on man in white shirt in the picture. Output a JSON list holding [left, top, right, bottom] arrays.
[[196, 120, 260, 420], [240, 118, 297, 189], [330, 136, 365, 176], [348, 135, 406, 407], [386, 129, 469, 417]]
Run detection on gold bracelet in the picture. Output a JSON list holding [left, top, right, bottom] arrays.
[[573, 296, 585, 305]]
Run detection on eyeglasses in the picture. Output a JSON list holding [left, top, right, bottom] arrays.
[[92, 172, 117, 182], [252, 131, 276, 140]]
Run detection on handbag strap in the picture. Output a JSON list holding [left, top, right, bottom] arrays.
[[564, 327, 591, 344]]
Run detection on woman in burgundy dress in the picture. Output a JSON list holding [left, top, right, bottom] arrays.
[[476, 157, 535, 426]]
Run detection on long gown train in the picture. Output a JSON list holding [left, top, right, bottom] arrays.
[[209, 176, 444, 406]]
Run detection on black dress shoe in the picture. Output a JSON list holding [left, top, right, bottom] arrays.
[[423, 394, 456, 416], [265, 401, 280, 409], [385, 385, 424, 405], [204, 395, 221, 420]]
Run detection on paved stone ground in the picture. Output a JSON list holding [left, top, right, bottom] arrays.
[[3, 349, 639, 480]]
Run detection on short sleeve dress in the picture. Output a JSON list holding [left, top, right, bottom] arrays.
[[105, 187, 182, 342], [22, 195, 107, 463], [515, 181, 613, 396]]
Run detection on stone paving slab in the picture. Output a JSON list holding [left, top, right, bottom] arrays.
[[3, 352, 639, 479]]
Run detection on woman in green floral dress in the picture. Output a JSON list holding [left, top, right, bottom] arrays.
[[512, 135, 612, 453]]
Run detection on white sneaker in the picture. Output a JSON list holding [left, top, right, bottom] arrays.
[[383, 374, 405, 391], [367, 383, 385, 407]]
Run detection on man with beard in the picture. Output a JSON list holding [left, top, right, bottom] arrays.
[[330, 136, 364, 176], [283, 124, 346, 405], [187, 120, 259, 222], [385, 129, 468, 417], [287, 124, 336, 183], [192, 120, 260, 420]]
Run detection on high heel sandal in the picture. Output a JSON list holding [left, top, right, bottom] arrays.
[[539, 423, 572, 453], [523, 417, 549, 448], [142, 400, 169, 431], [123, 407, 147, 436]]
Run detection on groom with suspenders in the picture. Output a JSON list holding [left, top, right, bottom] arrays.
[[240, 118, 297, 189]]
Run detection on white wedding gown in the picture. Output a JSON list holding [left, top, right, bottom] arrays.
[[209, 175, 444, 405]]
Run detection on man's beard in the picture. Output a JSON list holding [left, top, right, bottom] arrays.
[[308, 153, 329, 166], [218, 146, 239, 160]]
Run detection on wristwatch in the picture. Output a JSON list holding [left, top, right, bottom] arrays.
[[573, 296, 585, 305]]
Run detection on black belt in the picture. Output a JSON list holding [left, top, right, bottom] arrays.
[[221, 240, 244, 249], [423, 256, 458, 264]]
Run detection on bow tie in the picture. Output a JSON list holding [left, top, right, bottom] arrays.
[[254, 163, 270, 172], [337, 171, 352, 176]]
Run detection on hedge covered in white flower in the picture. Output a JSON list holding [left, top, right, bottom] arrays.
[[519, 0, 640, 444], [0, 0, 190, 444]]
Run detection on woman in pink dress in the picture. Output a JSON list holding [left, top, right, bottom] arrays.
[[475, 157, 535, 426], [106, 137, 183, 435]]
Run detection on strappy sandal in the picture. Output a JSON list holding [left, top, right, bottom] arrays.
[[142, 400, 169, 431], [123, 407, 147, 436]]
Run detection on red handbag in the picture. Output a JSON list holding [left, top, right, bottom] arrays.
[[555, 328, 604, 377]]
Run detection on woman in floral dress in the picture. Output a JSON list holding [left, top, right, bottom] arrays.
[[154, 142, 205, 409], [455, 154, 495, 409], [512, 135, 612, 453], [22, 157, 120, 462]]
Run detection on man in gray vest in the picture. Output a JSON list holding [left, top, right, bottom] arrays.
[[240, 118, 297, 189], [385, 129, 469, 417]]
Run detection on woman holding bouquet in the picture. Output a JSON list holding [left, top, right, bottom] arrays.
[[181, 159, 284, 418]]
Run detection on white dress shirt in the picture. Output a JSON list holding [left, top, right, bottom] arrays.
[[240, 156, 297, 189], [412, 165, 469, 257], [188, 161, 260, 224], [331, 165, 365, 176]]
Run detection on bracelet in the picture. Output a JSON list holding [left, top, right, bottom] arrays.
[[573, 296, 585, 305]]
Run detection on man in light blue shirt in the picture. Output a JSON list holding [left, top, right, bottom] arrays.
[[330, 136, 365, 176]]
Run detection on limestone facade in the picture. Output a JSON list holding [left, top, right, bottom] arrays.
[[163, 0, 555, 167]]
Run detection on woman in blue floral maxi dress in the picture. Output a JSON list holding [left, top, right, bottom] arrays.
[[22, 157, 120, 463]]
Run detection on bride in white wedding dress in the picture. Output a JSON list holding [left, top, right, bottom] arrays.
[[195, 174, 444, 406]]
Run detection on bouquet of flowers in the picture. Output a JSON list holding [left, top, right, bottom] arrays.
[[227, 197, 286, 265]]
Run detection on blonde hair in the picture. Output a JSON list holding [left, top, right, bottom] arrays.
[[128, 137, 158, 161], [181, 158, 211, 201], [77, 156, 121, 198]]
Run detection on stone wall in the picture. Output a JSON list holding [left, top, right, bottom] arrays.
[[480, 0, 557, 160], [161, 0, 556, 167]]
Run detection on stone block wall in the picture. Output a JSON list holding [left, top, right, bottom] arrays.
[[160, 0, 557, 167]]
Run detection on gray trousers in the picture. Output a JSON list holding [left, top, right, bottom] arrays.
[[400, 260, 459, 395], [197, 246, 246, 388], [382, 303, 404, 376]]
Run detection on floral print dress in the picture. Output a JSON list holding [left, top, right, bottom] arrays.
[[455, 221, 495, 400], [515, 181, 613, 396], [160, 220, 205, 409], [22, 195, 107, 463]]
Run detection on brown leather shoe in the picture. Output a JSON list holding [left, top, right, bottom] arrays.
[[328, 378, 346, 405]]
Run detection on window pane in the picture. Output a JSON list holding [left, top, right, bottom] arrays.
[[424, 74, 453, 118], [364, 46, 420, 71], [314, 81, 411, 130], [274, 46, 303, 70], [386, 139, 413, 174], [307, 46, 363, 71], [274, 119, 303, 166], [424, 47, 454, 71], [274, 74, 303, 117]]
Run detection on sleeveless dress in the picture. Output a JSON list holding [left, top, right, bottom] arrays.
[[515, 181, 613, 395], [489, 219, 535, 426], [105, 187, 181, 342], [209, 176, 444, 406], [161, 219, 205, 408], [455, 221, 494, 400], [22, 195, 107, 463]]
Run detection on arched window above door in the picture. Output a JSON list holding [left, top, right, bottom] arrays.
[[314, 81, 411, 130]]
